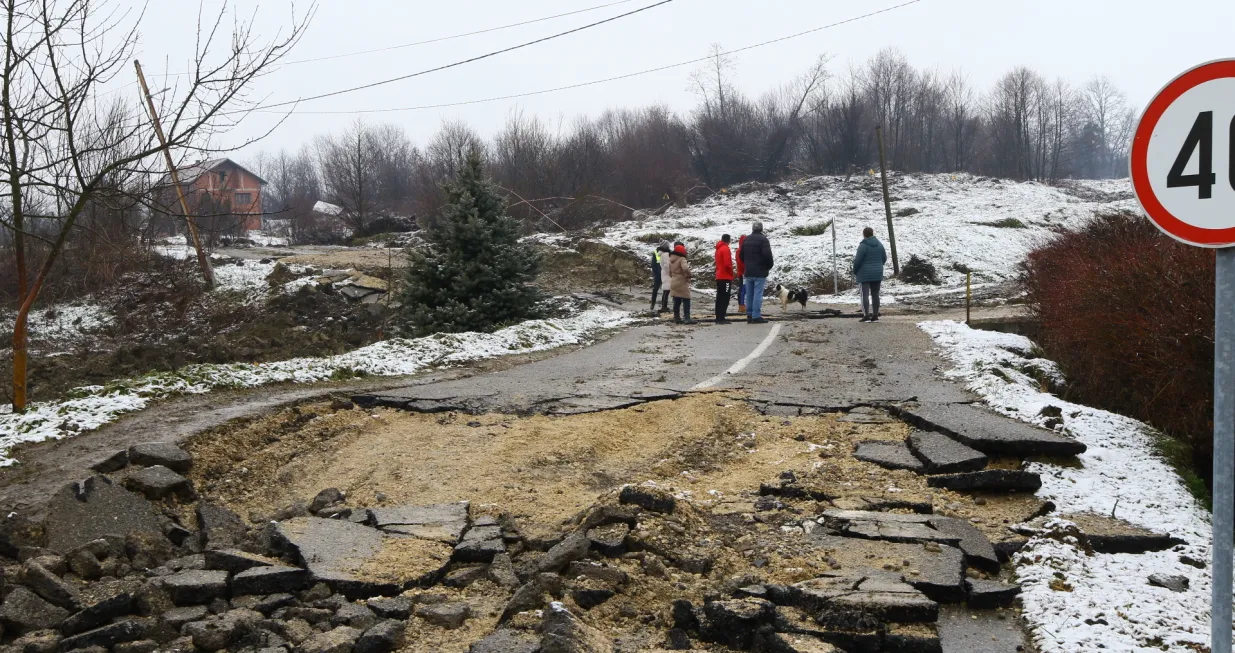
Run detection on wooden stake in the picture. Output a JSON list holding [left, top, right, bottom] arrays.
[[134, 60, 214, 289], [876, 125, 900, 276], [966, 271, 972, 325]]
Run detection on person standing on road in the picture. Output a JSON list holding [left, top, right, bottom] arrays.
[[713, 234, 735, 325], [658, 242, 674, 312], [740, 222, 774, 324], [650, 242, 670, 313], [853, 226, 888, 323], [735, 234, 748, 314], [669, 243, 696, 324]]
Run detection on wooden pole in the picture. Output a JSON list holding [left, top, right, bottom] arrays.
[[966, 271, 972, 325], [875, 125, 900, 276], [134, 60, 214, 289], [831, 216, 838, 295]]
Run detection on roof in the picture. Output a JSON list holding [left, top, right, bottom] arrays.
[[156, 157, 268, 187]]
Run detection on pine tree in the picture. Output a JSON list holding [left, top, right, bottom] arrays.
[[400, 151, 542, 337]]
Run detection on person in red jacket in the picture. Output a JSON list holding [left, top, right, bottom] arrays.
[[714, 234, 735, 325], [735, 234, 748, 314]]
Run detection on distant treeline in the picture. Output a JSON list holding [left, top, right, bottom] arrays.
[[249, 47, 1136, 239]]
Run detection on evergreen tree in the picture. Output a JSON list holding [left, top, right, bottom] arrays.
[[400, 151, 542, 336]]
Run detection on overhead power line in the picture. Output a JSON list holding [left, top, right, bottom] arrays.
[[258, 0, 923, 116], [250, 0, 677, 112]]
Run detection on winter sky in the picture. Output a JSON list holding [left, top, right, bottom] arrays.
[[105, 0, 1235, 157]]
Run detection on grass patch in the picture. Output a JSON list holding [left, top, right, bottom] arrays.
[[790, 220, 833, 237], [1150, 428, 1211, 508], [635, 232, 681, 244], [949, 262, 973, 274], [975, 218, 1027, 229]]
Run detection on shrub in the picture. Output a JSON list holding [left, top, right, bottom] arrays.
[[635, 232, 681, 244], [899, 255, 938, 285], [790, 220, 833, 237], [976, 217, 1027, 228], [1022, 211, 1215, 492]]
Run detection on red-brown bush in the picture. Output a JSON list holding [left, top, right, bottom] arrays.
[[1022, 211, 1216, 488]]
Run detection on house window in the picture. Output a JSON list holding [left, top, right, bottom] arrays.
[[234, 192, 253, 207], [216, 170, 226, 184]]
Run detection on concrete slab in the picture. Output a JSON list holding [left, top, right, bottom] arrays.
[[43, 477, 164, 553], [892, 403, 1086, 457]]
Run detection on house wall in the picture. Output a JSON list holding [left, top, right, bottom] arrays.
[[189, 162, 264, 231]]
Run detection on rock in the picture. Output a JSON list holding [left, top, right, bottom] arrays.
[[755, 632, 840, 652], [501, 581, 547, 622], [230, 593, 295, 615], [365, 596, 411, 620], [279, 619, 315, 645], [273, 517, 451, 599], [331, 603, 378, 630], [21, 563, 79, 610], [443, 564, 489, 588], [585, 524, 629, 557], [203, 549, 278, 574], [892, 404, 1086, 457], [1148, 574, 1189, 592], [538, 533, 591, 574], [567, 562, 628, 587], [354, 620, 404, 653], [1013, 513, 1185, 555], [127, 443, 193, 473], [162, 570, 229, 605], [469, 629, 540, 653], [65, 550, 103, 581], [29, 554, 67, 576], [852, 440, 925, 473], [43, 477, 164, 553], [15, 630, 62, 653], [57, 620, 146, 652], [700, 598, 773, 648], [907, 431, 988, 474], [572, 582, 615, 610], [232, 565, 308, 595], [309, 489, 345, 515], [486, 554, 521, 590], [0, 516, 46, 559], [618, 486, 675, 513], [926, 470, 1042, 492], [197, 503, 247, 551], [125, 532, 176, 571], [927, 517, 1001, 573], [112, 640, 157, 653], [454, 524, 505, 563], [91, 450, 129, 474], [965, 579, 1022, 608], [296, 626, 361, 653], [162, 606, 210, 629], [671, 599, 699, 632], [0, 588, 69, 632], [665, 628, 692, 650], [368, 503, 469, 544], [415, 602, 470, 629], [59, 589, 134, 636], [183, 620, 234, 652], [1181, 554, 1207, 569], [123, 466, 193, 500], [541, 602, 613, 653]]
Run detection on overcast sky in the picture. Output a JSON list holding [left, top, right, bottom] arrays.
[[109, 0, 1235, 161]]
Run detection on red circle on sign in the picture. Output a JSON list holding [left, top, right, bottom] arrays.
[[1131, 59, 1235, 247]]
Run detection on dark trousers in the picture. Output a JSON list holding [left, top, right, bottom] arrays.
[[715, 280, 731, 322], [661, 290, 670, 310], [673, 297, 691, 322], [651, 280, 662, 310], [860, 281, 882, 317]]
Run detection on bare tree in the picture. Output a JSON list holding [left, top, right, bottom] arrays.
[[1, 0, 311, 412], [943, 71, 976, 171]]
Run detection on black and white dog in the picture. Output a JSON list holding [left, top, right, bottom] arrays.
[[773, 284, 809, 311]]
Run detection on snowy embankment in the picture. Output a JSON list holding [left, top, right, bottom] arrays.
[[601, 174, 1135, 304], [920, 320, 1210, 652], [0, 305, 634, 466]]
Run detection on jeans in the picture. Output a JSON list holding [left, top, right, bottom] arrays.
[[672, 297, 692, 322], [744, 277, 767, 319], [860, 281, 882, 317], [715, 280, 731, 321], [737, 277, 746, 306]]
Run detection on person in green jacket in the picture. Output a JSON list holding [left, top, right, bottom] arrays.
[[852, 227, 887, 322]]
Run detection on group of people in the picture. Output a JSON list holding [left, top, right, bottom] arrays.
[[649, 222, 889, 324]]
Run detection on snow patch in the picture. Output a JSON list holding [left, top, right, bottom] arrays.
[[919, 319, 1210, 653]]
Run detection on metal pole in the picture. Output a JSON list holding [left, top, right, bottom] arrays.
[[966, 271, 972, 325], [832, 216, 839, 295], [1215, 247, 1235, 653], [875, 125, 900, 276], [135, 60, 214, 289]]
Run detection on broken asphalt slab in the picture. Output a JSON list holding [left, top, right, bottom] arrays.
[[926, 470, 1042, 493], [890, 403, 1086, 457], [368, 502, 469, 544], [907, 430, 988, 474], [1013, 512, 1185, 554], [852, 440, 925, 473], [42, 477, 165, 553]]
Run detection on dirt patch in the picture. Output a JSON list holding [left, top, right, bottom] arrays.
[[279, 248, 408, 272], [536, 241, 648, 292]]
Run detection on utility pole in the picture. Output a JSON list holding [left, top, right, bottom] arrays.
[[135, 60, 214, 289], [875, 125, 900, 276], [831, 217, 839, 295]]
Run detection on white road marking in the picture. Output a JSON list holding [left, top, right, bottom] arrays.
[[691, 323, 783, 391]]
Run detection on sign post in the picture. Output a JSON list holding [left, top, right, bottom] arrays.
[[1130, 59, 1235, 653]]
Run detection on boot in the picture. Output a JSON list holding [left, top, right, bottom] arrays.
[[738, 304, 747, 313]]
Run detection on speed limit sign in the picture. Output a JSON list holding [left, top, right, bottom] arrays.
[[1132, 59, 1235, 653], [1131, 59, 1235, 247]]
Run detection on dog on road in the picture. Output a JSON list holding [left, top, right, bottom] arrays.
[[773, 284, 809, 311]]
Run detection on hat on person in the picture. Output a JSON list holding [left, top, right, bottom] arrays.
[[673, 244, 687, 255]]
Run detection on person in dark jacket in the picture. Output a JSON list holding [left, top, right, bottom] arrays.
[[739, 222, 774, 324], [714, 234, 735, 325], [650, 242, 670, 312], [852, 227, 888, 322]]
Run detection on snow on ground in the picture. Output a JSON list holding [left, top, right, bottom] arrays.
[[919, 320, 1210, 652], [0, 301, 113, 350], [0, 304, 634, 467], [244, 230, 289, 247], [601, 173, 1135, 304]]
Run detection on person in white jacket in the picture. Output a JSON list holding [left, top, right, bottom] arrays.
[[659, 241, 674, 312]]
